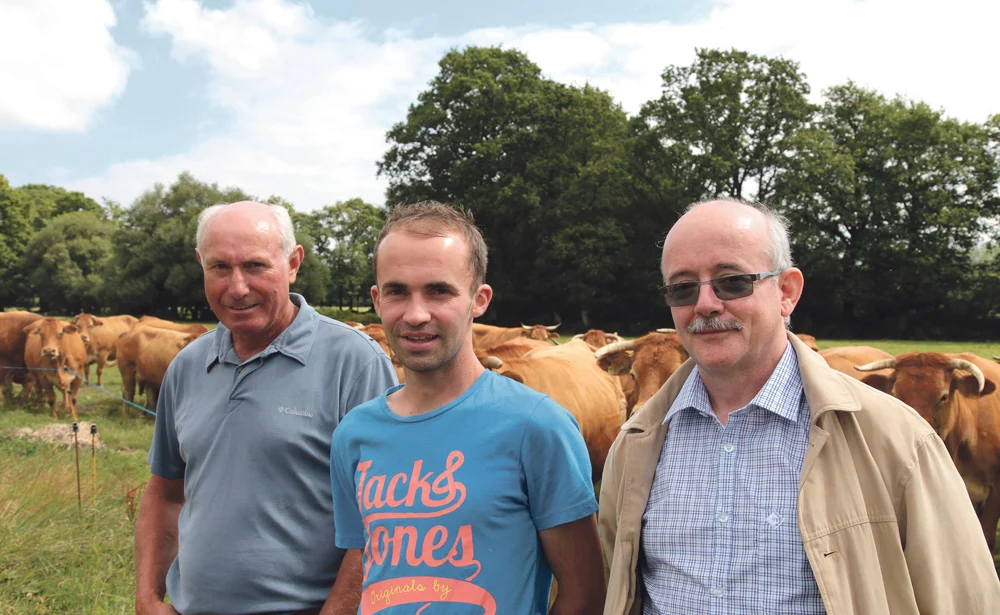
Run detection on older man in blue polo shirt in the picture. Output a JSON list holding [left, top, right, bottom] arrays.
[[134, 201, 397, 615]]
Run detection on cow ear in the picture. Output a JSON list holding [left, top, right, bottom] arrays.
[[92, 317, 103, 327], [954, 374, 996, 397], [860, 373, 893, 394], [598, 351, 634, 377], [25, 324, 40, 335], [63, 324, 78, 334], [501, 370, 526, 384]]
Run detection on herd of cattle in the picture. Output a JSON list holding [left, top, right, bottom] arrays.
[[0, 311, 207, 419], [2, 312, 999, 552]]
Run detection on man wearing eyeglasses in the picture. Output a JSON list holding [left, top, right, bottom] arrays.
[[599, 198, 1000, 615]]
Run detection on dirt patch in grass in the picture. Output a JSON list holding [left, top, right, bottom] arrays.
[[8, 422, 105, 449]]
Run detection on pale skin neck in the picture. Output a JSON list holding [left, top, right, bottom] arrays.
[[231, 300, 300, 362], [388, 341, 485, 417], [699, 335, 788, 426]]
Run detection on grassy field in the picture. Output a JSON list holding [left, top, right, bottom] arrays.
[[2, 338, 999, 612]]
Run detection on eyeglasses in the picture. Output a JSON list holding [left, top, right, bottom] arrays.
[[661, 272, 781, 307]]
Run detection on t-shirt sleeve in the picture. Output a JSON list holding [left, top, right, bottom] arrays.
[[521, 397, 599, 531], [331, 424, 367, 549], [147, 362, 185, 479], [342, 353, 398, 420]]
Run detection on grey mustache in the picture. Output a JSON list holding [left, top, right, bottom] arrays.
[[687, 316, 744, 333]]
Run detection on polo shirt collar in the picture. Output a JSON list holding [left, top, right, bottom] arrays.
[[663, 341, 802, 425], [205, 293, 317, 369]]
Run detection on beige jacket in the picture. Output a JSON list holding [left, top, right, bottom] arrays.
[[599, 333, 1000, 615]]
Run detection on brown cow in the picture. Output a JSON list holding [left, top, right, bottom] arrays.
[[473, 338, 550, 366], [23, 318, 86, 420], [571, 329, 624, 351], [137, 315, 210, 337], [795, 333, 820, 352], [855, 352, 1000, 551], [0, 311, 43, 402], [472, 322, 560, 349], [72, 313, 139, 386], [116, 326, 200, 415], [595, 330, 689, 418], [819, 346, 894, 382], [485, 339, 625, 482]]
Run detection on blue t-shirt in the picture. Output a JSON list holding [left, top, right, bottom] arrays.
[[331, 370, 597, 615]]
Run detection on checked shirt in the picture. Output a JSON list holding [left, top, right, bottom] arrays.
[[640, 343, 825, 615]]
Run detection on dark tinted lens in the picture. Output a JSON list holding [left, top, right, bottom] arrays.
[[711, 274, 755, 300], [664, 282, 700, 306]]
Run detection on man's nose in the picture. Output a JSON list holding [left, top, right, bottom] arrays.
[[402, 295, 431, 325], [693, 281, 724, 315], [228, 269, 250, 297]]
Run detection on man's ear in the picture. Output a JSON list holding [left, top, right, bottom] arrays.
[[778, 267, 804, 318], [287, 245, 305, 283], [471, 284, 493, 318], [371, 285, 381, 317]]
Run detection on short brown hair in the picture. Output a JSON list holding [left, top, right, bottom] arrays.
[[373, 200, 488, 288]]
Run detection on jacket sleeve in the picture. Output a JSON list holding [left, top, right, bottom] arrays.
[[598, 435, 622, 569], [901, 432, 1000, 612]]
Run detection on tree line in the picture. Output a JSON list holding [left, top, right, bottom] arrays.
[[2, 47, 998, 338]]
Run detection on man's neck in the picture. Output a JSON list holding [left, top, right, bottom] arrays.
[[699, 340, 788, 426], [389, 350, 485, 417]]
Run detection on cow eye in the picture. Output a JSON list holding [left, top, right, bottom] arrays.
[[939, 393, 948, 403]]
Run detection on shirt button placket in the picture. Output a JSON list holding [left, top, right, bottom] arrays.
[[711, 418, 741, 615]]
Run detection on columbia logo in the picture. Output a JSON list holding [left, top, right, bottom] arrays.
[[278, 406, 314, 418]]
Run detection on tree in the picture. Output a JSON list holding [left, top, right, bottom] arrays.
[[635, 48, 814, 202], [0, 175, 33, 310], [23, 211, 114, 314], [774, 85, 1000, 337], [379, 46, 634, 325], [310, 199, 385, 308], [14, 184, 105, 230]]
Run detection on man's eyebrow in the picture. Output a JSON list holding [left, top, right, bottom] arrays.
[[381, 281, 407, 291], [426, 282, 460, 293], [665, 263, 747, 284]]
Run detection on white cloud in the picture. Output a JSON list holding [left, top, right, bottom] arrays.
[[66, 0, 1000, 211], [0, 0, 135, 132]]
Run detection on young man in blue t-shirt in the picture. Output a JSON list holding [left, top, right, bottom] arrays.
[[330, 201, 605, 615]]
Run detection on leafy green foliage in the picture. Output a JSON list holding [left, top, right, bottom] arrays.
[[0, 176, 33, 310], [309, 198, 385, 308], [23, 212, 115, 314]]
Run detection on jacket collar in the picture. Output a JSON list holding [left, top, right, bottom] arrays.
[[620, 331, 861, 434]]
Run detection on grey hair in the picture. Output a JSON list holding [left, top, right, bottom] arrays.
[[196, 202, 297, 258]]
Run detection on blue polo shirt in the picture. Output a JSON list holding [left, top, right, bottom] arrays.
[[149, 294, 398, 615]]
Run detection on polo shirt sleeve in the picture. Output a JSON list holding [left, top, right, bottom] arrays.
[[521, 397, 599, 531], [147, 362, 185, 480], [331, 424, 366, 549], [342, 354, 398, 421]]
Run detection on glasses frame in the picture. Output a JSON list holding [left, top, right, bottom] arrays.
[[660, 271, 782, 307]]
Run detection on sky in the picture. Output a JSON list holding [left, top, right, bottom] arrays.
[[1, 0, 997, 212]]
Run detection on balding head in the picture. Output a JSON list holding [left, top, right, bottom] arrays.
[[663, 199, 793, 282], [197, 201, 297, 258]]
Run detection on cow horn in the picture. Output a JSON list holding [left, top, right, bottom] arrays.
[[486, 356, 503, 369], [595, 339, 635, 359], [572, 334, 584, 341], [607, 333, 624, 343], [949, 359, 986, 393], [521, 323, 531, 330], [854, 358, 897, 372], [993, 355, 1000, 362], [656, 328, 676, 333], [546, 323, 561, 331]]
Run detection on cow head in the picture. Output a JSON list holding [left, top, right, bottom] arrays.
[[72, 313, 102, 348], [28, 318, 77, 360], [521, 323, 560, 344], [595, 330, 689, 417], [572, 329, 624, 351], [856, 352, 996, 430]]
